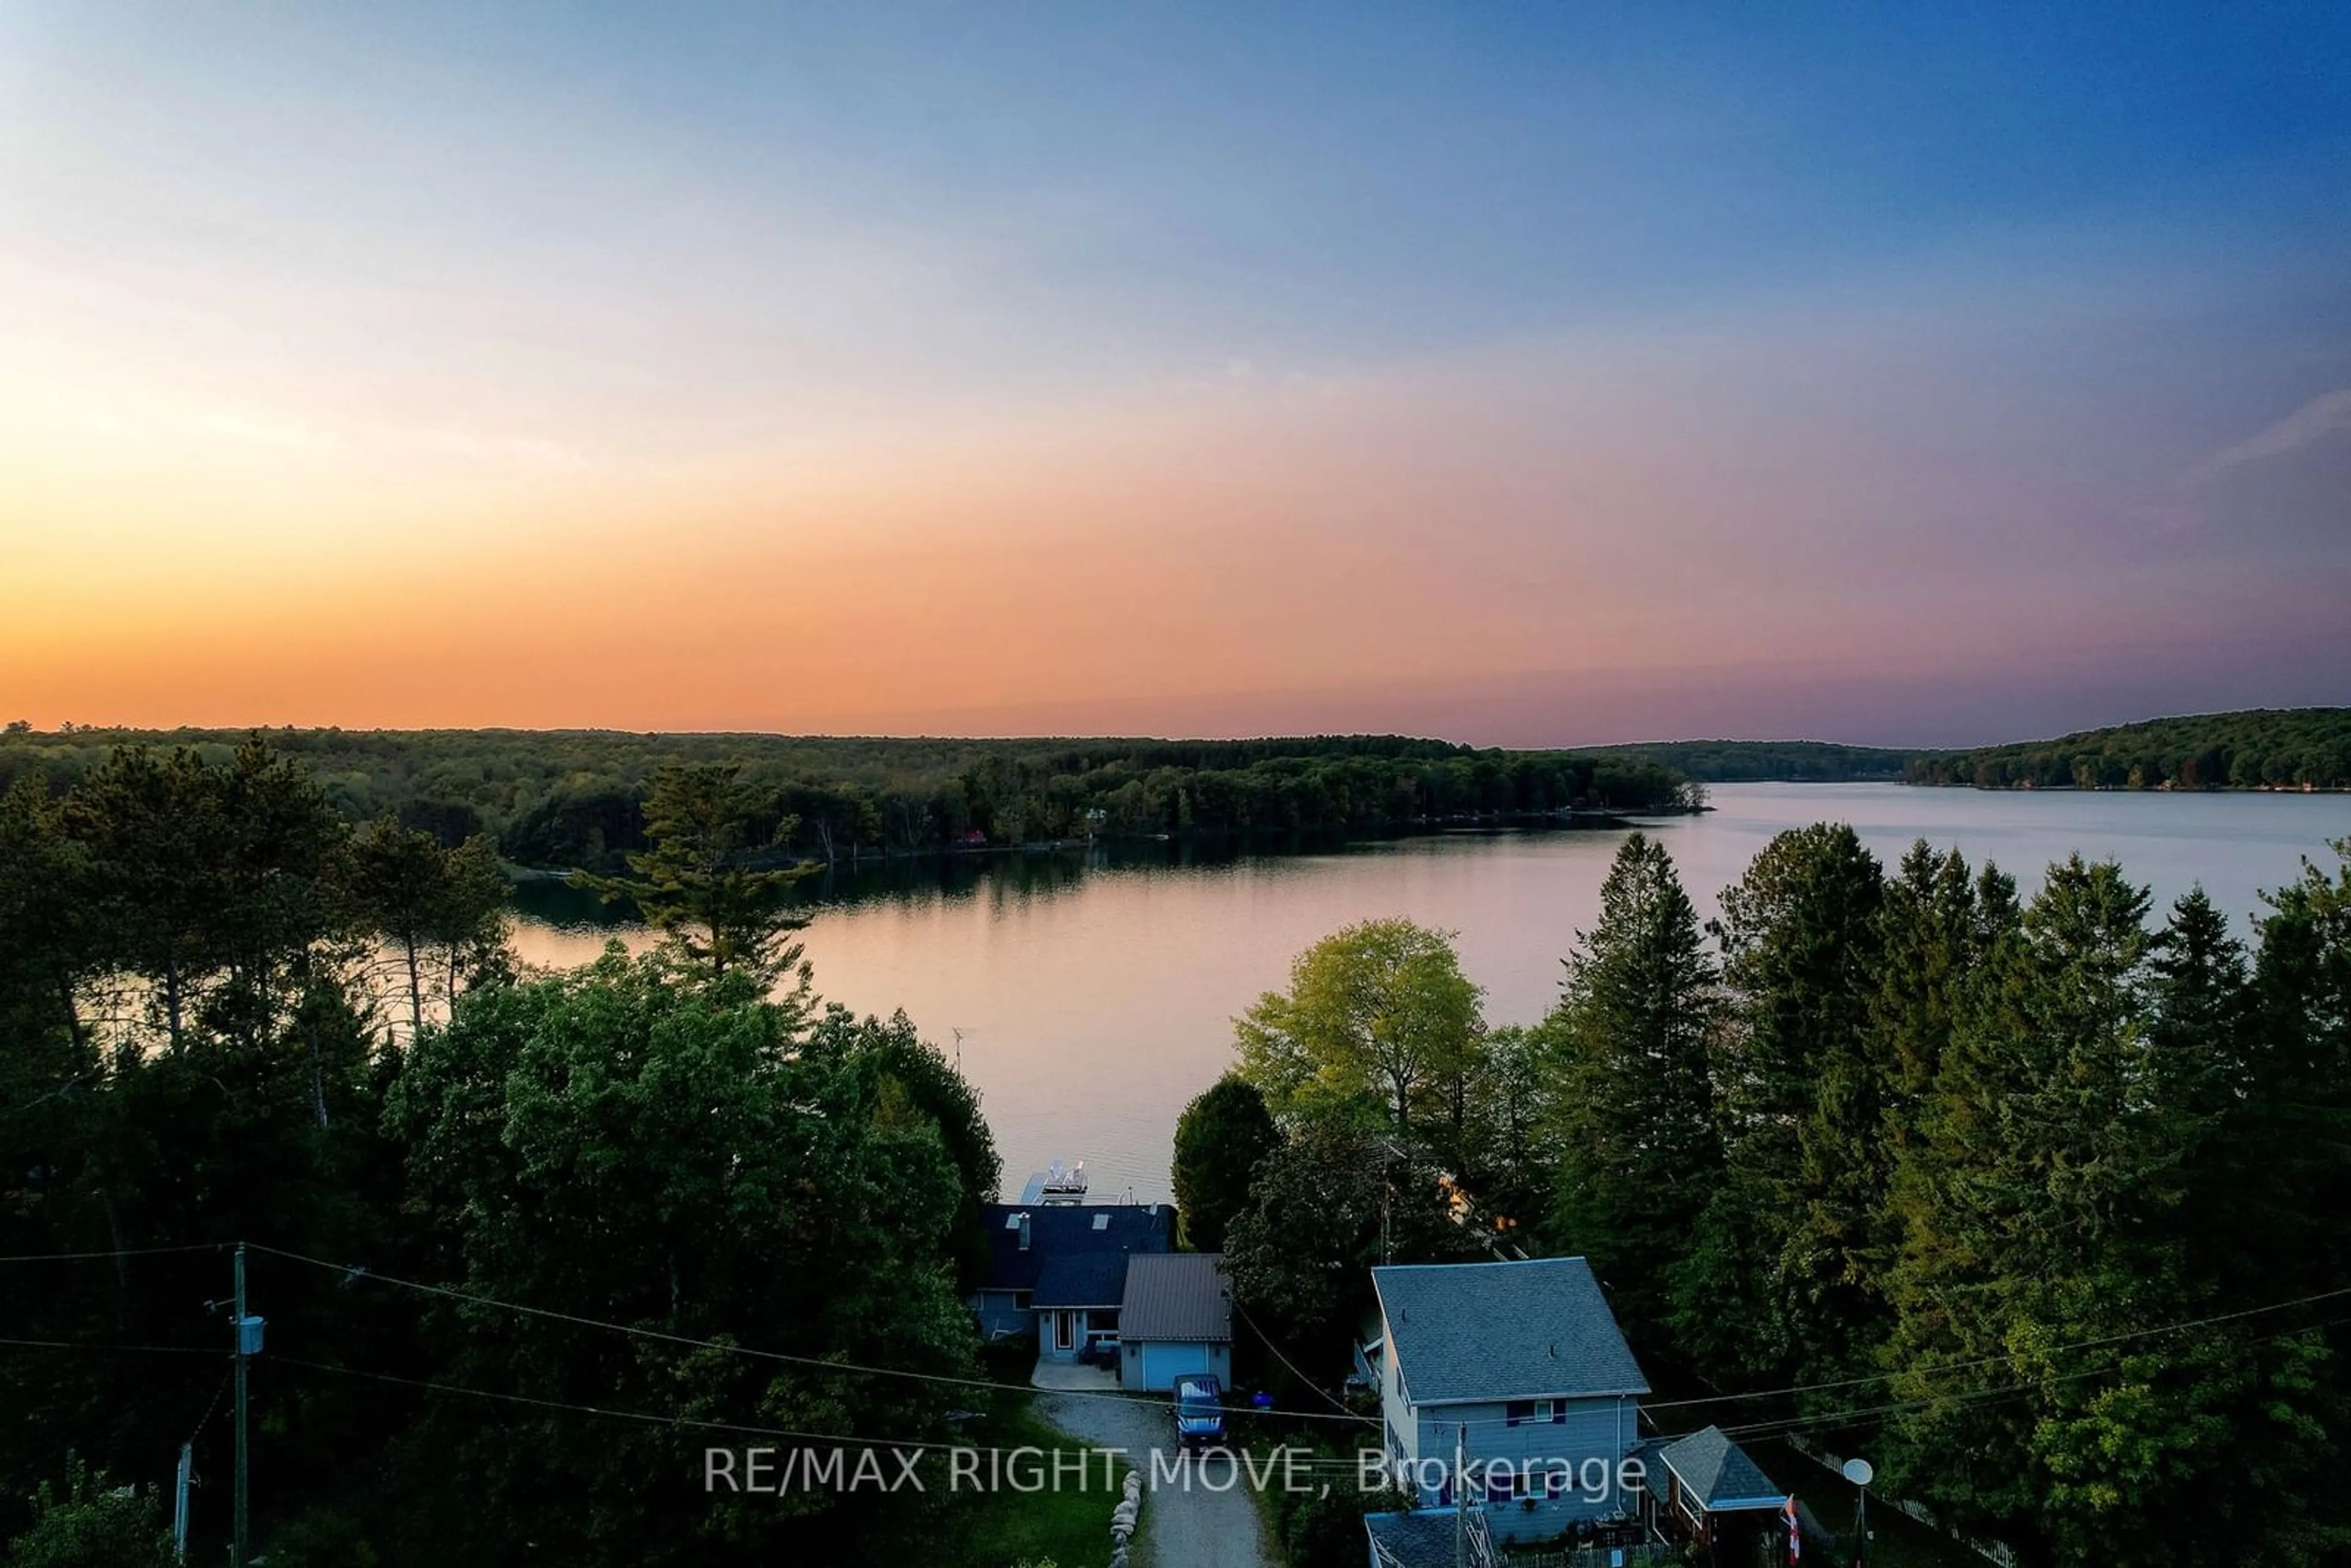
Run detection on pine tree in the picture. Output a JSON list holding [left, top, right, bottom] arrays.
[[1677, 823, 1886, 1387], [575, 764, 816, 988], [1882, 857, 2227, 1562], [1544, 832, 1720, 1338]]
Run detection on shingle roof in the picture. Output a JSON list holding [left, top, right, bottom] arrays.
[[1371, 1257, 1648, 1406], [1034, 1251, 1132, 1308], [1120, 1253, 1232, 1343], [1364, 1507, 1493, 1568], [1641, 1427, 1785, 1511], [1363, 1509, 1455, 1564], [978, 1203, 1173, 1299]]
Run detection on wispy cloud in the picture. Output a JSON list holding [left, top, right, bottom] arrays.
[[2185, 388, 2351, 483]]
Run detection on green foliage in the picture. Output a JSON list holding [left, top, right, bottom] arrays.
[[1542, 833, 1721, 1338], [1674, 825, 1886, 1385], [804, 1005, 1002, 1291], [347, 817, 511, 1037], [1171, 1074, 1280, 1252], [1205, 828, 2351, 1568], [1234, 918, 1485, 1162], [2, 1456, 172, 1568], [1910, 707, 2351, 790], [1571, 738, 1913, 782], [574, 763, 819, 985], [0, 734, 1000, 1566], [0, 726, 1691, 872], [382, 950, 982, 1564], [1267, 1446, 1414, 1568], [1222, 1121, 1482, 1372]]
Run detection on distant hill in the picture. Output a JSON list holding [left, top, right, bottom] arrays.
[[1907, 708, 2351, 791], [1563, 739, 1913, 782]]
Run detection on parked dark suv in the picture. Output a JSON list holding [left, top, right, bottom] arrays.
[[1172, 1373, 1225, 1452]]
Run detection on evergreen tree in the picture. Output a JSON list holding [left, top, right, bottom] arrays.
[[348, 816, 449, 1039], [1673, 823, 1884, 1386], [576, 764, 816, 988], [1543, 832, 1720, 1338], [1881, 857, 2230, 1563]]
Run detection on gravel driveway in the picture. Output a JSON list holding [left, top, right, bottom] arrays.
[[1031, 1377, 1277, 1568]]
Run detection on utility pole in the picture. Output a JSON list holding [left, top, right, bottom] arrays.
[[233, 1244, 249, 1568], [1453, 1423, 1466, 1568], [172, 1442, 192, 1562]]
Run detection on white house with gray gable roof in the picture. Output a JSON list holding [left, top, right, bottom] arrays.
[[1364, 1257, 1649, 1545]]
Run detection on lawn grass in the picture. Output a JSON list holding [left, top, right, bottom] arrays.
[[952, 1401, 1136, 1568]]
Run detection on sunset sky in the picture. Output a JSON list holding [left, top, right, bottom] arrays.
[[4, 4, 2347, 746]]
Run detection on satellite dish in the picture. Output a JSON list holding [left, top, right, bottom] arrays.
[[1842, 1458, 1875, 1487]]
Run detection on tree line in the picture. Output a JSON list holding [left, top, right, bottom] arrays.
[[1570, 738, 1913, 782], [1908, 706, 2351, 790], [1181, 827, 2351, 1568], [0, 740, 1004, 1565], [0, 726, 1691, 872]]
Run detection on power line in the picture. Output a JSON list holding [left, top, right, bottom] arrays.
[[189, 1367, 235, 1441], [1395, 1282, 2351, 1438], [0, 1334, 222, 1357], [273, 1354, 1123, 1461], [1640, 1280, 2351, 1416], [247, 1242, 1374, 1427], [1231, 1297, 1376, 1425], [0, 1242, 228, 1264], [1706, 1312, 2351, 1449], [249, 1241, 2351, 1438]]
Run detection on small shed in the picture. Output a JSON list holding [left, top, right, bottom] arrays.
[[1118, 1252, 1233, 1390], [1633, 1425, 1792, 1564]]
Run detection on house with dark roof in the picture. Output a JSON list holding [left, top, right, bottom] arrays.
[[1631, 1425, 1793, 1564], [1117, 1251, 1232, 1390], [1364, 1258, 1649, 1545], [969, 1202, 1173, 1359]]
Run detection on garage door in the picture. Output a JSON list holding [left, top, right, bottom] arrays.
[[1138, 1342, 1212, 1389]]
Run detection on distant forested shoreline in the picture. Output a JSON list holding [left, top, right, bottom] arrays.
[[0, 728, 1692, 872], [1907, 707, 2351, 792], [3, 706, 2339, 880], [1565, 738, 1913, 781]]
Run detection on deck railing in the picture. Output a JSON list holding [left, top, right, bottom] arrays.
[[1507, 1544, 1678, 1568]]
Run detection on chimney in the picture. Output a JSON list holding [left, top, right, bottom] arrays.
[[1018, 1213, 1032, 1252]]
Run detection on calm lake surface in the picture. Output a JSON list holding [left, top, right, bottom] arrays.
[[510, 784, 2351, 1204]]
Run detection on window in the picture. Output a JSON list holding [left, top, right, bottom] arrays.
[[1505, 1400, 1534, 1427], [1486, 1469, 1515, 1503], [1092, 1213, 1111, 1231], [1507, 1398, 1566, 1426]]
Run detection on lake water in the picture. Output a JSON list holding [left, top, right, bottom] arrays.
[[508, 784, 2351, 1206]]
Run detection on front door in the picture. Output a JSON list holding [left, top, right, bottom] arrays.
[[1054, 1311, 1076, 1351]]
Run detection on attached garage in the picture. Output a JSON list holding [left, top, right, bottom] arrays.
[[1131, 1339, 1221, 1389], [1119, 1253, 1234, 1392]]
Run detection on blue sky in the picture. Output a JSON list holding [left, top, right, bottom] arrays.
[[4, 3, 2346, 742]]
